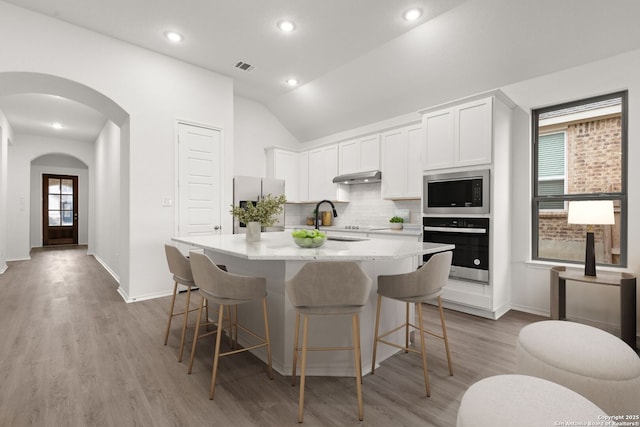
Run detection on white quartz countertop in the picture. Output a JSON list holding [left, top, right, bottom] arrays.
[[285, 225, 422, 237], [172, 231, 452, 261]]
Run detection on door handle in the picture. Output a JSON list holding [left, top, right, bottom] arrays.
[[214, 225, 220, 230]]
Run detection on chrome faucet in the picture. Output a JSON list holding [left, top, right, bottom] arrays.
[[314, 200, 338, 230]]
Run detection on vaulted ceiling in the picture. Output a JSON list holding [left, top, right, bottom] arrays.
[[2, 0, 640, 143]]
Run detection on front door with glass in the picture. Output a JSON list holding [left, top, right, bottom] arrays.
[[42, 174, 78, 246]]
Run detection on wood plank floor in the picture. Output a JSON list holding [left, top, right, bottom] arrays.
[[0, 246, 544, 426]]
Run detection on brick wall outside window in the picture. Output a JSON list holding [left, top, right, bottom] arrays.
[[538, 115, 621, 262]]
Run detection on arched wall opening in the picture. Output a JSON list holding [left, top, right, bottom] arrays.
[[30, 153, 89, 249], [0, 72, 129, 291]]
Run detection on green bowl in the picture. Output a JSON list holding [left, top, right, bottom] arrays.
[[293, 235, 326, 248]]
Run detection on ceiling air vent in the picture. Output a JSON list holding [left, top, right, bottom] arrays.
[[234, 61, 255, 72]]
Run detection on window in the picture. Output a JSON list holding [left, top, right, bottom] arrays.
[[532, 91, 627, 267], [537, 131, 566, 210], [47, 177, 74, 226]]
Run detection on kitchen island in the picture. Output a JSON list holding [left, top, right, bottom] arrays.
[[172, 232, 453, 377]]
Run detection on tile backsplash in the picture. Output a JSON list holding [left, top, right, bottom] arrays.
[[284, 183, 421, 228]]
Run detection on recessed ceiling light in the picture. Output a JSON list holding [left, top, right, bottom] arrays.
[[164, 31, 183, 42], [286, 78, 299, 86], [278, 20, 296, 32], [52, 122, 63, 129], [403, 8, 422, 21]]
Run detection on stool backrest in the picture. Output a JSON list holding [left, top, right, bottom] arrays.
[[189, 252, 266, 303], [286, 262, 372, 311], [378, 251, 452, 299], [165, 244, 193, 283]]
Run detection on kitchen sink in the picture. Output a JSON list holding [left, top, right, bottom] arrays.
[[327, 235, 369, 242]]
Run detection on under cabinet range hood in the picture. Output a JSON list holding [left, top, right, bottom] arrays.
[[332, 170, 382, 185]]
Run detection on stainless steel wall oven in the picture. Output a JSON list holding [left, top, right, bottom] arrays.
[[423, 217, 489, 284]]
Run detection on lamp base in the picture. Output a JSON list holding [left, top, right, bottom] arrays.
[[584, 231, 596, 276]]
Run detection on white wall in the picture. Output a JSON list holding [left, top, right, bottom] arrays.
[[30, 155, 90, 248], [0, 109, 12, 273], [93, 121, 120, 280], [7, 135, 94, 260], [0, 2, 235, 301], [234, 96, 299, 176], [502, 48, 640, 332]]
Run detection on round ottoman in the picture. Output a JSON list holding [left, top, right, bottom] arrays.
[[457, 374, 605, 427], [516, 320, 640, 415]]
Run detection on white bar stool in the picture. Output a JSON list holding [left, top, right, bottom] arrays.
[[286, 261, 372, 423], [188, 251, 273, 400], [371, 251, 454, 397]]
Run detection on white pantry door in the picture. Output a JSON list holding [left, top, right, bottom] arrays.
[[177, 123, 223, 236]]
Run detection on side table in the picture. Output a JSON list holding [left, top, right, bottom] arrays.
[[550, 266, 637, 350]]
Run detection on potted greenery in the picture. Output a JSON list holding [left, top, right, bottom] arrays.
[[230, 194, 287, 242], [389, 216, 404, 230]]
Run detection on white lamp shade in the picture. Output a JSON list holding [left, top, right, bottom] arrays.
[[567, 200, 615, 225]]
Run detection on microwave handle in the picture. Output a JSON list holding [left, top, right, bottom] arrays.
[[424, 226, 488, 234]]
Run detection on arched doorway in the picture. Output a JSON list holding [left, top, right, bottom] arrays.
[[0, 72, 129, 288], [31, 154, 88, 247]]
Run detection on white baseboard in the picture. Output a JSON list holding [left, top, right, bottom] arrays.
[[509, 304, 549, 317], [92, 254, 120, 283], [0, 263, 7, 274], [120, 289, 174, 303], [440, 299, 502, 320]]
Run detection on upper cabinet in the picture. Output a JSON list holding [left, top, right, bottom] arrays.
[[266, 145, 348, 203], [298, 151, 309, 202], [308, 145, 349, 202], [422, 97, 493, 171], [338, 134, 380, 174], [265, 147, 300, 202], [381, 124, 423, 199]]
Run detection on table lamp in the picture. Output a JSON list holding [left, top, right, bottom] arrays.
[[567, 200, 615, 276]]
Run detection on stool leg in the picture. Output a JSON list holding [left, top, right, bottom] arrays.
[[209, 304, 226, 400], [405, 301, 410, 352], [188, 296, 205, 374], [352, 314, 364, 421], [204, 298, 209, 332], [297, 314, 309, 423], [371, 295, 382, 375], [356, 314, 363, 385], [262, 297, 273, 380], [226, 305, 234, 350], [232, 305, 238, 348], [291, 312, 300, 386], [163, 281, 178, 345], [438, 296, 454, 376], [178, 286, 192, 362], [417, 302, 431, 397]]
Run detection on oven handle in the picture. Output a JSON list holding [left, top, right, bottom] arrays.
[[423, 226, 488, 234]]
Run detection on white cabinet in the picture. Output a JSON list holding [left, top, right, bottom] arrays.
[[298, 151, 309, 202], [423, 97, 493, 170], [338, 135, 380, 174], [381, 124, 422, 199], [307, 145, 348, 202], [420, 90, 515, 320], [265, 147, 299, 201], [423, 109, 454, 170], [457, 98, 493, 166], [266, 145, 347, 203]]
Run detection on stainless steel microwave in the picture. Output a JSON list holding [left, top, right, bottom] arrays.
[[423, 169, 490, 214]]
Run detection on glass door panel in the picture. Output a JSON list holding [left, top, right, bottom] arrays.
[[43, 174, 78, 245]]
